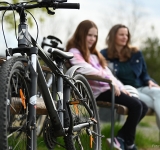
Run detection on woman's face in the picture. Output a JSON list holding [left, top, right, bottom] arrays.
[[86, 27, 98, 49], [115, 27, 128, 47]]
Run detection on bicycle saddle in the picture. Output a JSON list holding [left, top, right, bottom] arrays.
[[48, 48, 73, 60]]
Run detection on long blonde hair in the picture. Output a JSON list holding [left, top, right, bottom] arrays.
[[106, 24, 138, 60], [66, 20, 107, 68]]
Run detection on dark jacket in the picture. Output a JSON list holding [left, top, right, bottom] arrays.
[[100, 48, 152, 86]]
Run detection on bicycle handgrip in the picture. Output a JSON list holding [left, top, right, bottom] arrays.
[[54, 3, 80, 9]]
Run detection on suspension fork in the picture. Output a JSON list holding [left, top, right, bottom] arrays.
[[27, 47, 38, 150], [16, 7, 38, 149]]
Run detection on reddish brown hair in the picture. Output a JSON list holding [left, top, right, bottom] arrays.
[[66, 20, 106, 68]]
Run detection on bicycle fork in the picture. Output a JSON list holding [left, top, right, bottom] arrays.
[[27, 48, 38, 150], [16, 8, 38, 149]]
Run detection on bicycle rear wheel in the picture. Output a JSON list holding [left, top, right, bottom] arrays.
[[0, 58, 30, 150], [64, 74, 101, 150]]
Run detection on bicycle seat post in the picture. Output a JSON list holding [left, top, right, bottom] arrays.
[[56, 58, 65, 126]]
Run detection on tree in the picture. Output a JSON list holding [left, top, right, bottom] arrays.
[[0, 0, 48, 30], [142, 36, 160, 84]]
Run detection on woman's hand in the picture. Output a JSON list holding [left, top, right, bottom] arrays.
[[148, 80, 160, 88], [121, 89, 131, 97], [114, 84, 121, 96]]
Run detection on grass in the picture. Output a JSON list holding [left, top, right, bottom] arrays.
[[136, 116, 160, 149], [37, 116, 160, 150], [101, 116, 160, 150], [37, 136, 66, 150]]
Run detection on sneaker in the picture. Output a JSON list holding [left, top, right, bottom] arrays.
[[106, 137, 125, 150], [125, 144, 138, 150]]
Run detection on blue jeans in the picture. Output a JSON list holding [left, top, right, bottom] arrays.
[[138, 86, 160, 129]]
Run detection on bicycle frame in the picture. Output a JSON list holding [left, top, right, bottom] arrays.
[[31, 34, 94, 135]]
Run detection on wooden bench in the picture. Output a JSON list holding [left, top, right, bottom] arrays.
[[0, 57, 6, 64], [83, 74, 156, 149], [63, 61, 155, 116], [83, 74, 155, 116], [0, 58, 154, 116]]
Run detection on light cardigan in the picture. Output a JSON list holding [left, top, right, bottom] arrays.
[[69, 48, 125, 98]]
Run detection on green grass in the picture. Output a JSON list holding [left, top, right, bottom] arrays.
[[37, 116, 160, 150], [100, 116, 160, 150], [37, 136, 66, 150], [135, 130, 158, 148], [138, 121, 150, 127]]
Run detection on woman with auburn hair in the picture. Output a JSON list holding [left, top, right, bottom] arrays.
[[66, 20, 148, 150], [100, 24, 160, 131]]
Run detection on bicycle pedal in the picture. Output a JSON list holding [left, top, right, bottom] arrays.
[[90, 118, 97, 123], [91, 131, 105, 138]]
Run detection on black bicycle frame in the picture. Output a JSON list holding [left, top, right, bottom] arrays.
[[7, 7, 66, 148], [33, 36, 94, 133]]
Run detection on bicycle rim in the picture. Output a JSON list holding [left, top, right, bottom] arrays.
[[64, 74, 101, 150], [0, 58, 30, 150]]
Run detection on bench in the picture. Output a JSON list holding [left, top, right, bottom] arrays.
[[82, 74, 156, 149], [0, 57, 5, 64], [1, 57, 154, 116], [83, 74, 155, 116]]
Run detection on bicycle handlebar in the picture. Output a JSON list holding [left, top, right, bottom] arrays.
[[0, 1, 80, 11], [54, 3, 79, 9]]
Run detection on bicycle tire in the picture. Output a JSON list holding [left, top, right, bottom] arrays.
[[0, 58, 30, 150], [64, 74, 101, 150]]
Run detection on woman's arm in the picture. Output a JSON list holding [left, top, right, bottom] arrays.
[[69, 48, 110, 77], [69, 48, 125, 91]]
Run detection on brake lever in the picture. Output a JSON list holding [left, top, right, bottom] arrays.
[[46, 7, 55, 15]]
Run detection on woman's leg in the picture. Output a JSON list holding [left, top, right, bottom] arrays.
[[138, 91, 154, 108], [138, 87, 160, 130], [96, 90, 148, 145]]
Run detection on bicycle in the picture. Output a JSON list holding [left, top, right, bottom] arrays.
[[0, 0, 101, 150]]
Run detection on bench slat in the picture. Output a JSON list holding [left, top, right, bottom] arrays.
[[84, 74, 154, 116]]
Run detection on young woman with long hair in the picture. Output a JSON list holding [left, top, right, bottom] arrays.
[[101, 24, 160, 131]]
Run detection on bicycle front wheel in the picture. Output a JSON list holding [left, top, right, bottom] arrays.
[[64, 74, 101, 150], [0, 58, 30, 150]]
